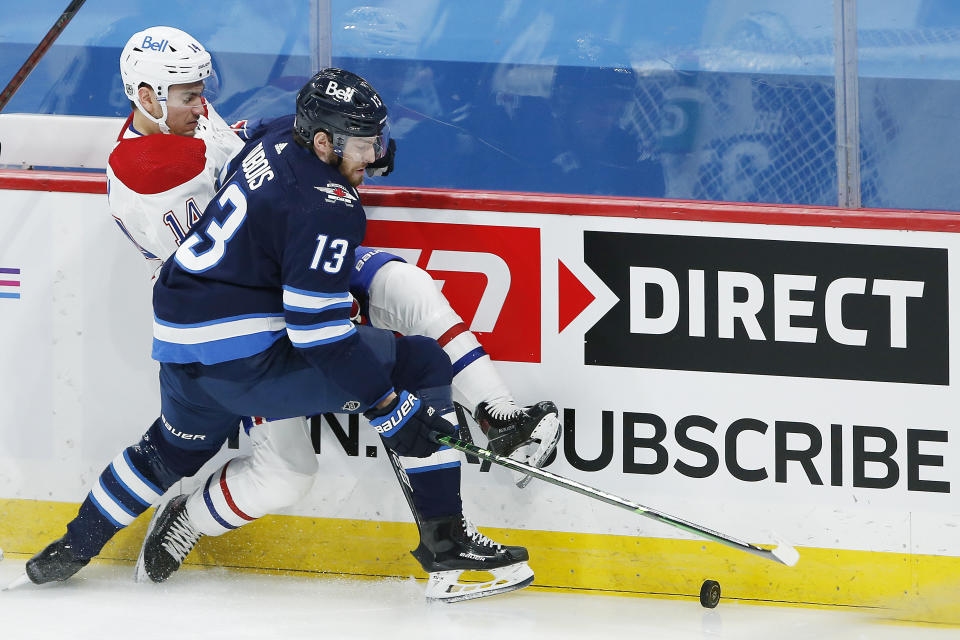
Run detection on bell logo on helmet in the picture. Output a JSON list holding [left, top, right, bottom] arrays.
[[140, 35, 169, 52], [324, 81, 356, 103]]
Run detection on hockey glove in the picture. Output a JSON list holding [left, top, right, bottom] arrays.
[[364, 390, 456, 457], [365, 138, 397, 177]]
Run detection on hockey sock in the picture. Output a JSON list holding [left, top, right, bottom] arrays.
[[186, 459, 258, 535], [420, 318, 512, 415], [394, 401, 463, 519], [185, 417, 317, 536], [450, 350, 512, 418], [65, 419, 215, 559], [407, 462, 462, 519]]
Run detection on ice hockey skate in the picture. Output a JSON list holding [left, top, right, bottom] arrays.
[[135, 494, 201, 583], [411, 514, 534, 603], [8, 537, 91, 589], [475, 400, 561, 488]]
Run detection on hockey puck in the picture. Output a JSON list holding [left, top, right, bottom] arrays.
[[700, 579, 721, 608]]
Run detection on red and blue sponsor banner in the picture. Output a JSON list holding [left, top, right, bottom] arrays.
[[0, 267, 19, 299]]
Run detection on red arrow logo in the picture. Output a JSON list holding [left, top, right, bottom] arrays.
[[558, 260, 595, 333]]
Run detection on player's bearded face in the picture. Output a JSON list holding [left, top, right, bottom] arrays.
[[338, 137, 378, 187], [164, 81, 206, 136]]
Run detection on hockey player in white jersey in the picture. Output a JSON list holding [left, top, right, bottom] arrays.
[[20, 27, 558, 602]]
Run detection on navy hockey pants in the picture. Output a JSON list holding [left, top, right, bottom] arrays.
[[158, 325, 451, 451]]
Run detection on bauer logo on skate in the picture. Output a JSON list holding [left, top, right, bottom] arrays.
[[583, 232, 948, 384], [363, 221, 541, 363]]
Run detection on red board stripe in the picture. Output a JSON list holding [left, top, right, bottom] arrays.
[[3, 169, 960, 232], [0, 169, 107, 194]]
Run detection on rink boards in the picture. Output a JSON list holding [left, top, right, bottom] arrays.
[[2, 171, 960, 613]]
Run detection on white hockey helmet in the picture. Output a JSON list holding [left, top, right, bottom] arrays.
[[120, 26, 215, 134]]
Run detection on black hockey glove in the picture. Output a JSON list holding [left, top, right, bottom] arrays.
[[365, 138, 397, 177], [364, 390, 456, 457]]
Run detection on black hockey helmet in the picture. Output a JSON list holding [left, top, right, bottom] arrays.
[[293, 68, 390, 161]]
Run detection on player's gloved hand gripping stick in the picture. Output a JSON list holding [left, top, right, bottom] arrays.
[[365, 390, 456, 457]]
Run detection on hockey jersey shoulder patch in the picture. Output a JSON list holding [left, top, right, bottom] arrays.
[[109, 135, 208, 195]]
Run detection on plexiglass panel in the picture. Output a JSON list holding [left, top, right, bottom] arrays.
[[1, 0, 312, 122], [858, 0, 960, 211], [332, 0, 837, 203], [14, 2, 927, 208]]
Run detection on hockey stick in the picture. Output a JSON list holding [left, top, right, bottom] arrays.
[[436, 435, 800, 567], [0, 0, 88, 112]]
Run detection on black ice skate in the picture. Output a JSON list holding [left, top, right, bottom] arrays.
[[475, 400, 561, 488], [20, 537, 90, 585], [411, 514, 534, 603], [135, 495, 201, 583]]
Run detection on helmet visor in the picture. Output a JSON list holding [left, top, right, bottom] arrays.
[[163, 68, 220, 109], [161, 72, 222, 136], [339, 121, 391, 163]]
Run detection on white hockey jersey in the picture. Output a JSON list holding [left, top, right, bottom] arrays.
[[106, 103, 243, 268]]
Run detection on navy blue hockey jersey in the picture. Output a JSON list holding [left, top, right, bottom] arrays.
[[151, 115, 393, 409]]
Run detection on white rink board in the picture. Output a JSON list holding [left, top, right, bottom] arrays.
[[1, 187, 959, 558]]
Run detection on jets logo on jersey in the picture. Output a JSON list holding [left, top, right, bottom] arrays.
[[341, 400, 361, 411], [314, 182, 357, 207]]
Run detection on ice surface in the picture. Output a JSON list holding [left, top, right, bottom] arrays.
[[0, 555, 953, 640]]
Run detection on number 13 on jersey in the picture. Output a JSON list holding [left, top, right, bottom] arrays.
[[310, 235, 348, 273], [175, 182, 248, 273]]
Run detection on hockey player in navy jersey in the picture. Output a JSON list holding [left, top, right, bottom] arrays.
[[19, 54, 542, 601], [146, 69, 536, 600]]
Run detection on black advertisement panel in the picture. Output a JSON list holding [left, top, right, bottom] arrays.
[[584, 232, 949, 384]]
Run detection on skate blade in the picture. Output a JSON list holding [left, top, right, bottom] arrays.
[[3, 573, 31, 591], [425, 563, 535, 603], [511, 413, 562, 488]]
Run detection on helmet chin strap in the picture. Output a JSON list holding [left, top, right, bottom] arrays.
[[134, 94, 172, 134]]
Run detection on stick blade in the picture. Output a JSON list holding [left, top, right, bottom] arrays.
[[771, 542, 800, 567]]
